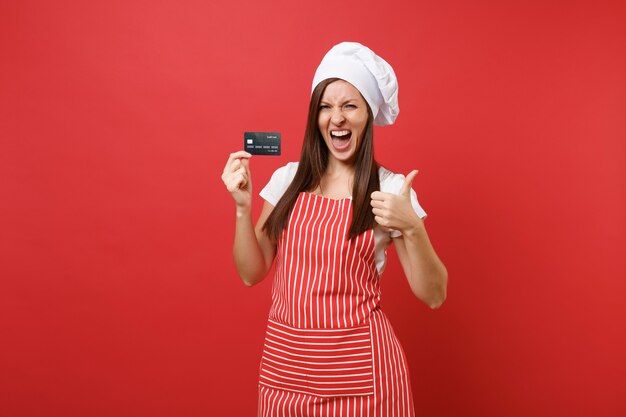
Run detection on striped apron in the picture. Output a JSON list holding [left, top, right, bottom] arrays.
[[259, 192, 415, 417]]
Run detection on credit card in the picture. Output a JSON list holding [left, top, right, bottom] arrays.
[[244, 132, 281, 156]]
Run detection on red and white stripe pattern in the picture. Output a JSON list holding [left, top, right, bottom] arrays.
[[269, 192, 380, 329], [259, 310, 415, 416], [260, 320, 374, 397], [259, 192, 415, 416]]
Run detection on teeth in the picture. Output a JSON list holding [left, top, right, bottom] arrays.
[[332, 130, 350, 137]]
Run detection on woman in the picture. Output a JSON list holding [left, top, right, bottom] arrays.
[[222, 42, 448, 417]]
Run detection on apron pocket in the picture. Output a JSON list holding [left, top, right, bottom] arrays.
[[259, 319, 374, 397]]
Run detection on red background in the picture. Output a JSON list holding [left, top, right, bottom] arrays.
[[1, 1, 625, 416]]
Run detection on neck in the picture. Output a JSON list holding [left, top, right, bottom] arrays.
[[325, 158, 355, 178], [317, 158, 355, 198]]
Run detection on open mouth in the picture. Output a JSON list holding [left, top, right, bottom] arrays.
[[330, 130, 352, 151]]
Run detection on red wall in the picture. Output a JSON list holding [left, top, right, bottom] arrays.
[[1, 1, 625, 416]]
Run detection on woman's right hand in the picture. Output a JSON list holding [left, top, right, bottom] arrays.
[[221, 150, 253, 209]]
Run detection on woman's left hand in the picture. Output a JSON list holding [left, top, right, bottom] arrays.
[[370, 170, 423, 235]]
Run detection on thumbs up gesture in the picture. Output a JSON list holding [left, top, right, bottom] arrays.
[[370, 170, 423, 234]]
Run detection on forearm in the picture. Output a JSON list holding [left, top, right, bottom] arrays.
[[233, 207, 269, 286], [401, 222, 448, 308]]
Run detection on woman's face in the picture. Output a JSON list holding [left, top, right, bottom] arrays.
[[317, 80, 369, 166]]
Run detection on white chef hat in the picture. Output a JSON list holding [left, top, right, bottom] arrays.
[[312, 42, 399, 126]]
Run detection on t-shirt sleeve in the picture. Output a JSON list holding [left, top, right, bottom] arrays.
[[259, 162, 298, 206], [380, 170, 427, 238]]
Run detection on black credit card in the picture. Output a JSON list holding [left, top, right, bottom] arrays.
[[244, 132, 281, 156]]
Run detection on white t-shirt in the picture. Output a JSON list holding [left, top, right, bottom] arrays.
[[259, 162, 427, 276]]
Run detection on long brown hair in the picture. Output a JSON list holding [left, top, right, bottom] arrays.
[[262, 78, 380, 242]]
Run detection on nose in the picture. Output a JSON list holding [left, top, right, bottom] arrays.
[[330, 109, 345, 125]]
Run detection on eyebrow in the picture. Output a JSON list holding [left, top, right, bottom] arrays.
[[319, 99, 358, 105]]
